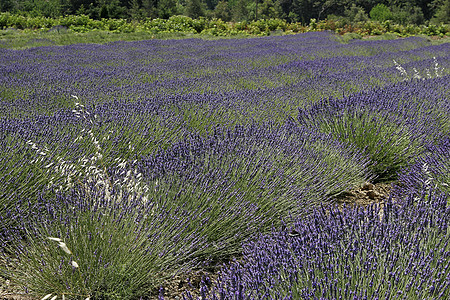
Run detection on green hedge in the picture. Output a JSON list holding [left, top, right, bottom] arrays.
[[0, 12, 448, 37]]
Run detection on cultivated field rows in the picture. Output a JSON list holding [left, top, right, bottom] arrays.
[[0, 32, 449, 299]]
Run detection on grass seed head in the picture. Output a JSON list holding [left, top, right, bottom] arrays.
[[47, 237, 62, 242], [71, 261, 79, 268], [58, 242, 72, 255]]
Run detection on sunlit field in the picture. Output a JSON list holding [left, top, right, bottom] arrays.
[[0, 32, 449, 299]]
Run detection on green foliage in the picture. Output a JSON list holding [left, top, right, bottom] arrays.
[[390, 5, 425, 25], [0, 12, 50, 29], [369, 4, 392, 22], [0, 11, 450, 36], [158, 0, 179, 19], [59, 14, 97, 28], [186, 0, 206, 19], [214, 0, 231, 21], [430, 0, 450, 25], [5, 197, 204, 299], [0, 0, 15, 12], [344, 4, 369, 23], [0, 0, 445, 26], [322, 111, 422, 181], [339, 32, 363, 42], [232, 0, 249, 22]]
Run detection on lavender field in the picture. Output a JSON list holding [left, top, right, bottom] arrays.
[[0, 32, 449, 299]]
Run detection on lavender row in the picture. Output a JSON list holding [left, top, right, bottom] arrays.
[[1, 33, 448, 120], [0, 122, 371, 298], [0, 119, 373, 245], [187, 189, 449, 300]]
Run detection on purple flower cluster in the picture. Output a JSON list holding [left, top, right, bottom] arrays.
[[296, 75, 449, 181], [188, 189, 449, 299], [137, 123, 372, 201], [395, 137, 450, 198]]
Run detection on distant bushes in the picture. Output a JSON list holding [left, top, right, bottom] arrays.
[[369, 4, 392, 22], [0, 12, 448, 37]]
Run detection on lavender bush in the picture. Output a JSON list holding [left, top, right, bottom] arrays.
[[297, 75, 449, 181], [188, 188, 449, 299], [135, 122, 373, 258], [2, 189, 208, 299]]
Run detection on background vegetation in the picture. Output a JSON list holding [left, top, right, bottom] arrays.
[[1, 0, 448, 49], [0, 0, 449, 26], [0, 13, 448, 51]]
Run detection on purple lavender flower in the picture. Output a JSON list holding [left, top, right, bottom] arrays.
[[188, 188, 449, 299]]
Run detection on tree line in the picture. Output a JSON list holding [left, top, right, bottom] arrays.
[[0, 0, 449, 25]]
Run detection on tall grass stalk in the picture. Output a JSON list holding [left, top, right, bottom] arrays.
[[26, 97, 150, 207]]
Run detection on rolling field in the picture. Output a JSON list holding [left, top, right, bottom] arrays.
[[0, 31, 449, 299]]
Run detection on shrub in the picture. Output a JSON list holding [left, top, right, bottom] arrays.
[[297, 93, 424, 182], [2, 190, 207, 299], [344, 4, 369, 23], [430, 0, 450, 25], [0, 101, 207, 299], [187, 189, 450, 299], [370, 4, 392, 22]]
